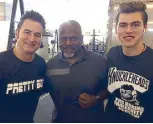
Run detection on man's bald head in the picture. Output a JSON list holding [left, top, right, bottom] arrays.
[[59, 20, 82, 36]]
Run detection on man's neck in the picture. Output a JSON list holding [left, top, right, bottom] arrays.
[[122, 42, 146, 56], [13, 47, 34, 62]]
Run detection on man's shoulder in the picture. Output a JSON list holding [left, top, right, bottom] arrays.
[[86, 51, 107, 68], [0, 49, 12, 62], [46, 53, 61, 65], [0, 49, 11, 56], [144, 46, 153, 63], [35, 54, 46, 63], [89, 51, 107, 61], [108, 46, 120, 53], [107, 45, 121, 57], [146, 46, 153, 54], [0, 49, 13, 71]]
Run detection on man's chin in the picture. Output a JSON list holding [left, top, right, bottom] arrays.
[[24, 48, 36, 54], [63, 53, 74, 58], [122, 42, 136, 48]]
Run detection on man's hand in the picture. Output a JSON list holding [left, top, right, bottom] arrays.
[[78, 93, 98, 108]]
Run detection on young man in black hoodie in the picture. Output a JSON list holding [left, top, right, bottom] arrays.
[[79, 1, 153, 123], [106, 1, 153, 122]]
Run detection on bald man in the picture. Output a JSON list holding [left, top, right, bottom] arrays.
[[46, 20, 107, 122]]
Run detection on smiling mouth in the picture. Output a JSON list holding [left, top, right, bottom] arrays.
[[64, 48, 74, 51], [124, 36, 135, 40], [26, 43, 35, 47]]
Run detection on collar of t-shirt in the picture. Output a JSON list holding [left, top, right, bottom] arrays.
[[119, 45, 148, 61]]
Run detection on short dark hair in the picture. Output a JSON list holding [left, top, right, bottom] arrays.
[[115, 1, 148, 26], [17, 10, 46, 30]]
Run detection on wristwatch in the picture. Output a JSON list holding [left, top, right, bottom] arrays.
[[96, 95, 100, 100]]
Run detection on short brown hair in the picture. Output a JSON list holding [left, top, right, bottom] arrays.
[[115, 1, 148, 26]]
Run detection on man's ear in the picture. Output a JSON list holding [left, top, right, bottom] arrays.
[[15, 29, 19, 41], [143, 24, 147, 34], [81, 35, 83, 44], [115, 26, 117, 34]]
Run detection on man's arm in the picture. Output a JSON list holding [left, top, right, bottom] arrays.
[[78, 89, 110, 108], [43, 76, 58, 108], [78, 63, 109, 108], [42, 76, 58, 122]]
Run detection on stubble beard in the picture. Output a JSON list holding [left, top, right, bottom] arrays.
[[63, 52, 75, 58]]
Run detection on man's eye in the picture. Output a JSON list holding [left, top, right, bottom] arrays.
[[60, 37, 67, 41], [133, 23, 140, 28], [35, 34, 41, 37], [24, 31, 30, 34], [71, 37, 77, 41], [119, 24, 126, 28]]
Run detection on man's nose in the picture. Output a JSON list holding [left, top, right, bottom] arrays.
[[29, 34, 35, 41], [125, 26, 133, 34], [65, 38, 71, 45]]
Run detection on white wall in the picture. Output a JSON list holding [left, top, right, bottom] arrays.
[[0, 21, 10, 52]]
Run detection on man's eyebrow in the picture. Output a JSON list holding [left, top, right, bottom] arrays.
[[34, 32, 42, 36], [23, 29, 32, 32], [119, 21, 141, 25], [118, 22, 128, 25], [131, 21, 141, 24], [24, 29, 42, 35]]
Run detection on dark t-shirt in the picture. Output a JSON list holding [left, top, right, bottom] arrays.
[[0, 49, 46, 122], [106, 45, 153, 123]]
